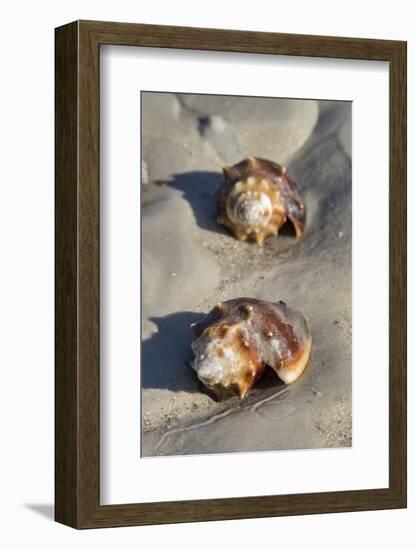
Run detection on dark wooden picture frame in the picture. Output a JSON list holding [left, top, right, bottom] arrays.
[[55, 20, 407, 529]]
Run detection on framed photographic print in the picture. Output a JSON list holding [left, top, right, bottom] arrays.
[[55, 20, 406, 528]]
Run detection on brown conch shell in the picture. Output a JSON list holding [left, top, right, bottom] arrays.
[[191, 298, 312, 400], [216, 156, 306, 245]]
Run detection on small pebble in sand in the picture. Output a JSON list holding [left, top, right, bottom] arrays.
[[201, 114, 227, 133]]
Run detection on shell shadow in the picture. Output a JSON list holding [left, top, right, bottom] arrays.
[[141, 311, 205, 393], [168, 170, 228, 235]]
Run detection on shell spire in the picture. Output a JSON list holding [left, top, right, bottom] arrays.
[[216, 157, 306, 245]]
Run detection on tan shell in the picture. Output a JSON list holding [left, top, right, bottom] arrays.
[[216, 156, 306, 245], [191, 298, 312, 400]]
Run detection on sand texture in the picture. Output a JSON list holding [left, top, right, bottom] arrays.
[[141, 93, 352, 456]]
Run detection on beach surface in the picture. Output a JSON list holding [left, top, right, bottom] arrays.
[[141, 92, 352, 457]]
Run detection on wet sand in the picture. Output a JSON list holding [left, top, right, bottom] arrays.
[[141, 92, 352, 456]]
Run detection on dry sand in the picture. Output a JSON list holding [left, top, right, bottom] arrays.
[[141, 92, 352, 456]]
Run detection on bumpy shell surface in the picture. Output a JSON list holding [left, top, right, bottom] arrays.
[[216, 156, 306, 245], [191, 298, 312, 400]]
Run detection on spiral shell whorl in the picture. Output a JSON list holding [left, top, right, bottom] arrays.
[[217, 157, 306, 245], [226, 179, 274, 235]]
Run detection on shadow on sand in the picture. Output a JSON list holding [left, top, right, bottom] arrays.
[[141, 311, 203, 393], [167, 170, 228, 236]]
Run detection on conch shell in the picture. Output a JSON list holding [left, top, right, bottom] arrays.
[[216, 156, 306, 245], [191, 298, 312, 400]]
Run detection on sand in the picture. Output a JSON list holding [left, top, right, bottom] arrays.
[[141, 92, 352, 456]]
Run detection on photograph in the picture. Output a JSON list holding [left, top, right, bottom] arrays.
[[140, 91, 352, 457], [0, 0, 410, 540]]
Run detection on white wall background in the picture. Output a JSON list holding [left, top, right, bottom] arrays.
[[0, 0, 415, 547]]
